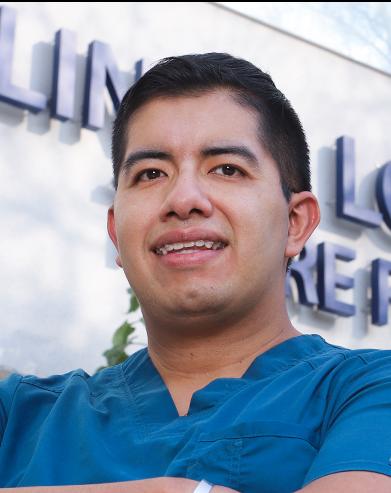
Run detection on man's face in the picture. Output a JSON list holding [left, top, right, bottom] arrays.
[[108, 90, 291, 327]]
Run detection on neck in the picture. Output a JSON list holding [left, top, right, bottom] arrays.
[[145, 305, 300, 415], [148, 318, 299, 379]]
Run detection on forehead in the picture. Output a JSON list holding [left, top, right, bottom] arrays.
[[124, 90, 265, 155]]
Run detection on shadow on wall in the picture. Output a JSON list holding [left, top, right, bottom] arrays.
[[0, 31, 139, 376], [284, 143, 391, 339], [0, 39, 135, 157]]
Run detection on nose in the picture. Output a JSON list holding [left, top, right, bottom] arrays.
[[158, 169, 213, 222]]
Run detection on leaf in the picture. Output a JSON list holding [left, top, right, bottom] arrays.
[[114, 352, 129, 364], [95, 288, 141, 374], [112, 321, 135, 348], [130, 294, 140, 312], [103, 347, 128, 367]]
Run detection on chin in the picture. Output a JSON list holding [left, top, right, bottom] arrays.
[[166, 287, 228, 317]]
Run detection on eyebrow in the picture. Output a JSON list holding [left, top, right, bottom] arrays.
[[121, 144, 259, 174], [122, 150, 173, 174], [201, 145, 259, 168]]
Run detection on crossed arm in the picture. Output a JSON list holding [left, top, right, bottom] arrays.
[[2, 472, 390, 493]]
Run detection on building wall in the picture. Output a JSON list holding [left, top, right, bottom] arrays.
[[0, 2, 390, 376]]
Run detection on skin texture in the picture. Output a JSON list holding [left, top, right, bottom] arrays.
[[3, 472, 391, 492], [0, 478, 237, 493], [110, 91, 307, 327]]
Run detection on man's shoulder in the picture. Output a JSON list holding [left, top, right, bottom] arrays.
[[0, 347, 150, 412], [20, 369, 89, 391], [299, 335, 391, 399], [302, 334, 391, 367], [0, 354, 145, 442]]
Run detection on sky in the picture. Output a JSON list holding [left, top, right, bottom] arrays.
[[218, 2, 391, 73]]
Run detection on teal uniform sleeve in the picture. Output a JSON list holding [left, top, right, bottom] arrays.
[[303, 351, 391, 485], [0, 374, 23, 443]]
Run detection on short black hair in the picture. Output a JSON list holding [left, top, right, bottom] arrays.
[[112, 52, 311, 200]]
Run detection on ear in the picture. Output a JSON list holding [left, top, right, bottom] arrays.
[[107, 206, 123, 268], [285, 192, 320, 258]]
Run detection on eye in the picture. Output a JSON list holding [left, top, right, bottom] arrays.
[[211, 164, 244, 177], [136, 168, 167, 182]]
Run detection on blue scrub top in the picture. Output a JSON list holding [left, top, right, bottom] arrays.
[[1, 334, 391, 492]]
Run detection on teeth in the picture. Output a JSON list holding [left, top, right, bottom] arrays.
[[212, 242, 222, 250], [155, 239, 226, 255]]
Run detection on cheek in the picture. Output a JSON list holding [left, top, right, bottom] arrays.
[[229, 196, 288, 255], [114, 201, 150, 261]]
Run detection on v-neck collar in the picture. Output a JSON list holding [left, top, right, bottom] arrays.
[[121, 334, 327, 427], [122, 348, 179, 424]]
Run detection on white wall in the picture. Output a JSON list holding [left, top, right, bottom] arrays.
[[0, 2, 390, 376]]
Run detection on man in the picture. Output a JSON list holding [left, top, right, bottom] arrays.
[[0, 53, 390, 493]]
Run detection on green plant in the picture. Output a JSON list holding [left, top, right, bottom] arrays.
[[97, 288, 144, 371]]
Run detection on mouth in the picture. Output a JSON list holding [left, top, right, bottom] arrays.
[[154, 239, 227, 256]]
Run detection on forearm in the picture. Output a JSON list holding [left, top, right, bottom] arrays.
[[0, 478, 239, 493], [293, 471, 391, 493], [0, 478, 192, 493]]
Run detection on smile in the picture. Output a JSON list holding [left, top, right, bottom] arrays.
[[155, 240, 226, 256]]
